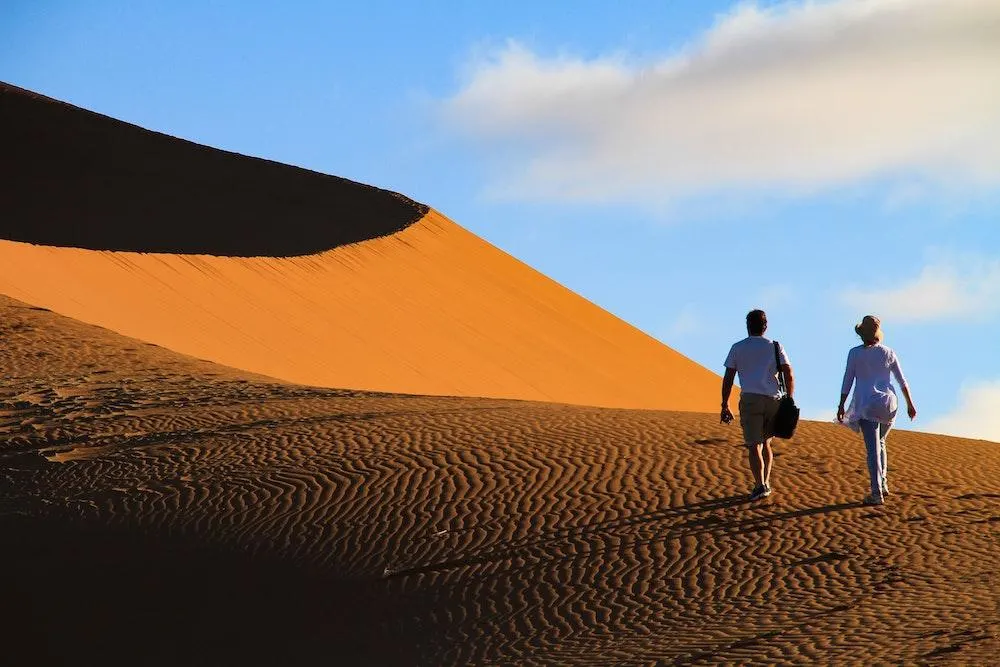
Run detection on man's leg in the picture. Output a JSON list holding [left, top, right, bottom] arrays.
[[747, 442, 764, 489], [739, 394, 766, 492], [761, 438, 774, 488]]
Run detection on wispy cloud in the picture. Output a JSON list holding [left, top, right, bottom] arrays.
[[925, 379, 1000, 443], [442, 0, 1000, 205], [838, 255, 1000, 323], [663, 306, 701, 339]]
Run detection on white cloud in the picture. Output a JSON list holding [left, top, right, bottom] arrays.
[[442, 0, 1000, 204], [839, 255, 1000, 323], [925, 380, 1000, 443]]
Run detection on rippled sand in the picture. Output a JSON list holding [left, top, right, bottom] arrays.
[[2, 295, 997, 665]]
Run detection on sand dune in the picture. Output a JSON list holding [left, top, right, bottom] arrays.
[[0, 81, 722, 411], [0, 210, 719, 410], [2, 295, 998, 665]]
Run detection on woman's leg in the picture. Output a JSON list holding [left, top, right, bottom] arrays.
[[879, 422, 892, 493], [860, 419, 883, 500]]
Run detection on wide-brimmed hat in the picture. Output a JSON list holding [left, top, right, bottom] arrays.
[[855, 315, 884, 344]]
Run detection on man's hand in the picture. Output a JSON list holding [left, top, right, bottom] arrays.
[[907, 403, 917, 420], [836, 404, 846, 423], [721, 368, 737, 425], [721, 405, 734, 424]]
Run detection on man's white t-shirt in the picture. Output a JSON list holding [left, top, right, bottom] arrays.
[[724, 336, 790, 398]]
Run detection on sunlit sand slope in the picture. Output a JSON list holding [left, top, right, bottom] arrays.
[[2, 296, 997, 665], [0, 210, 721, 410]]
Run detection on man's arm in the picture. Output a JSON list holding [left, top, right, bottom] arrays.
[[721, 368, 737, 423], [780, 364, 795, 398]]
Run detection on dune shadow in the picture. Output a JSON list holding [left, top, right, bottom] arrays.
[[0, 515, 394, 666], [1, 82, 427, 256]]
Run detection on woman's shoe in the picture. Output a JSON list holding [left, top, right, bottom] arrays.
[[862, 494, 885, 506]]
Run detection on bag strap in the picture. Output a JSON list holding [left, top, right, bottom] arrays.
[[774, 341, 787, 396]]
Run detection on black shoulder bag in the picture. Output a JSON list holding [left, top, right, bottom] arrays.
[[772, 341, 800, 439]]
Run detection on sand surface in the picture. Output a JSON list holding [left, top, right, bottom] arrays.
[[2, 295, 997, 665]]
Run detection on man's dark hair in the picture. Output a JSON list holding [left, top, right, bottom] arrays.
[[746, 309, 767, 336]]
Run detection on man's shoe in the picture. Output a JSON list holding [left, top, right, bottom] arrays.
[[862, 494, 884, 506]]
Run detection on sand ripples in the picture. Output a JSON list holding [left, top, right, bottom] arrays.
[[2, 296, 998, 665]]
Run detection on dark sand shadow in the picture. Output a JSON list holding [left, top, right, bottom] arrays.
[[0, 515, 393, 666]]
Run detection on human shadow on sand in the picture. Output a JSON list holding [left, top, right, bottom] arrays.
[[386, 497, 864, 580]]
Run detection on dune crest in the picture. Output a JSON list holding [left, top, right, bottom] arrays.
[[0, 209, 720, 410]]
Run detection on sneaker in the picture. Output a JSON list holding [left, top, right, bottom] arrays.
[[761, 483, 772, 498], [881, 485, 890, 498], [862, 494, 884, 506], [749, 485, 768, 501]]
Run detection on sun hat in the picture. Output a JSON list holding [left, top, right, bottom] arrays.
[[855, 315, 884, 344]]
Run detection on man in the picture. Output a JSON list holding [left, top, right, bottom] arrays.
[[721, 309, 794, 501]]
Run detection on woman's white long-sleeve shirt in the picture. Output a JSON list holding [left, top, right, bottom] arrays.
[[840, 343, 909, 427]]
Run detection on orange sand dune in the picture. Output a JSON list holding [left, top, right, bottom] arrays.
[[0, 210, 719, 410], [0, 81, 721, 410], [2, 295, 998, 665]]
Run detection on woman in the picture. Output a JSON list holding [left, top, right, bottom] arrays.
[[837, 315, 917, 506]]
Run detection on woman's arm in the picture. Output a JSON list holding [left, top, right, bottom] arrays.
[[900, 384, 917, 420], [891, 355, 917, 419], [837, 351, 856, 422]]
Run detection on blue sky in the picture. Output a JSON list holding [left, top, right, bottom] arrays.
[[3, 0, 999, 440]]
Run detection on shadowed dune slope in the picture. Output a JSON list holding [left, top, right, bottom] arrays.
[[2, 295, 998, 665], [0, 81, 426, 256], [0, 81, 720, 410], [0, 209, 722, 410]]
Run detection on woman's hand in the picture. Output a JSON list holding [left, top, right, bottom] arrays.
[[837, 404, 846, 423], [907, 403, 917, 420]]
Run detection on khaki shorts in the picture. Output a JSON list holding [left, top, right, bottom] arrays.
[[739, 393, 781, 445]]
